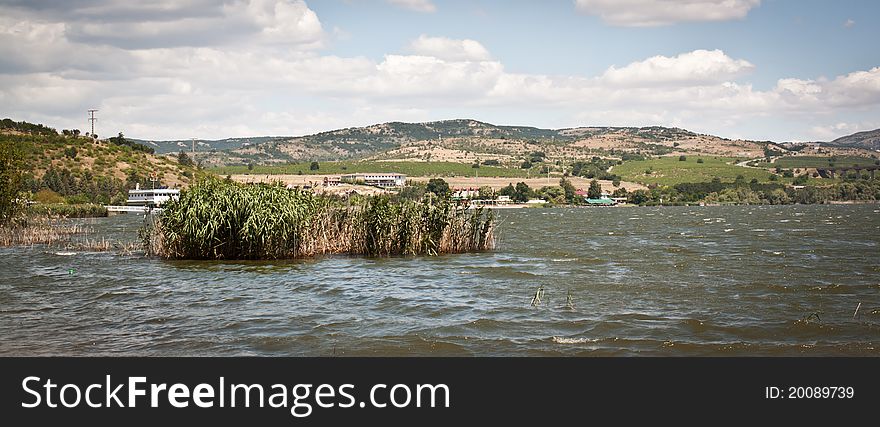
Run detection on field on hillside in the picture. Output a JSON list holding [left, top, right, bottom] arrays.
[[614, 156, 792, 186], [755, 156, 879, 169], [213, 161, 532, 178]]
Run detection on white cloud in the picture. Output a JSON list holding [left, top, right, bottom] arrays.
[[809, 122, 865, 140], [772, 67, 880, 108], [409, 35, 491, 62], [0, 2, 878, 142], [9, 0, 327, 50], [601, 49, 754, 86], [574, 0, 761, 27], [387, 0, 436, 13], [844, 19, 855, 28]]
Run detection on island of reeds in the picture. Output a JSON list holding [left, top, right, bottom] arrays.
[[142, 179, 495, 260]]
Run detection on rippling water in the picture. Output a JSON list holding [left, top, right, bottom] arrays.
[[1, 204, 879, 356]]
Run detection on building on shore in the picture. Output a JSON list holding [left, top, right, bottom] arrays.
[[340, 173, 406, 188], [323, 176, 342, 187]]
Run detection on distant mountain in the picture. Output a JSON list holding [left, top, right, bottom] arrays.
[[129, 136, 284, 155], [133, 119, 768, 167], [824, 129, 880, 151]]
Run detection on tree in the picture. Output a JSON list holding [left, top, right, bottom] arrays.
[[426, 178, 450, 196], [628, 189, 651, 205], [396, 183, 427, 201], [478, 186, 494, 199], [513, 182, 532, 203], [678, 155, 687, 161], [178, 151, 194, 167], [520, 160, 532, 169], [587, 179, 602, 199], [247, 162, 254, 171], [310, 161, 319, 171], [696, 158, 704, 164], [559, 177, 576, 204], [471, 161, 480, 169], [64, 146, 77, 159], [612, 178, 621, 187], [537, 186, 564, 204]]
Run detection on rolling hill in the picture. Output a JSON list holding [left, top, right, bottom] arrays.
[[824, 128, 880, 150], [155, 119, 771, 167]]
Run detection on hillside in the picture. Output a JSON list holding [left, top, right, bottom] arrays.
[[130, 136, 283, 155], [1, 119, 199, 205], [824, 128, 880, 150], [162, 119, 770, 167]]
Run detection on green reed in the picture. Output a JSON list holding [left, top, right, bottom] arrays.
[[143, 179, 495, 260]]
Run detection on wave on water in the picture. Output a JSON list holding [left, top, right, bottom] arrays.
[[552, 336, 611, 344]]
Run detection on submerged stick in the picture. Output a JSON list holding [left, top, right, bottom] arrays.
[[853, 302, 862, 320], [530, 286, 545, 307]]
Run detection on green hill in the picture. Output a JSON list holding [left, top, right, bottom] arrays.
[[1, 119, 199, 207]]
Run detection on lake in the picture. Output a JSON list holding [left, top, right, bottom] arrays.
[[1, 204, 878, 356]]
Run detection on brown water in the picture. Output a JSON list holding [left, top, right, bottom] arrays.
[[1, 204, 878, 356]]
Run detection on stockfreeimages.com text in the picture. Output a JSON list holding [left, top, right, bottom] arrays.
[[22, 376, 450, 417]]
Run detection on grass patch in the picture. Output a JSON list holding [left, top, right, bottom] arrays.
[[212, 161, 530, 178], [143, 179, 495, 260], [615, 156, 788, 186]]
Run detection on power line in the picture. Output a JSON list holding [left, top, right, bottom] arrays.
[[87, 109, 98, 137]]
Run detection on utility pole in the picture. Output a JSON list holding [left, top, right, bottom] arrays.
[[191, 137, 196, 155], [87, 109, 98, 137]]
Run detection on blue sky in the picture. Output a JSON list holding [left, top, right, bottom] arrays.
[[1, 0, 878, 141]]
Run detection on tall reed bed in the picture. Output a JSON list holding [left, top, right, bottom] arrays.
[[0, 218, 88, 246], [143, 179, 495, 260], [27, 203, 108, 218]]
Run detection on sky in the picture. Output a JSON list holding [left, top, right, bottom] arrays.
[[1, 0, 878, 142]]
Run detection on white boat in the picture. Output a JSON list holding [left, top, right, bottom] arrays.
[[126, 186, 180, 207]]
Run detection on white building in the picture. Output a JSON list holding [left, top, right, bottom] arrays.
[[340, 173, 406, 188]]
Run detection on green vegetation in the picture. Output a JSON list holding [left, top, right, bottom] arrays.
[[570, 157, 619, 180], [755, 156, 879, 169], [0, 137, 24, 224], [1, 118, 58, 136], [27, 203, 108, 218], [426, 178, 450, 196], [143, 179, 495, 260], [587, 180, 602, 199], [108, 132, 154, 154], [499, 182, 534, 203], [624, 179, 880, 206], [213, 161, 530, 178], [615, 156, 789, 186], [1, 119, 198, 217]]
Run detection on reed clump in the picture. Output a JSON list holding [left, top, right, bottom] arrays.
[[0, 218, 88, 246], [143, 179, 495, 260]]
